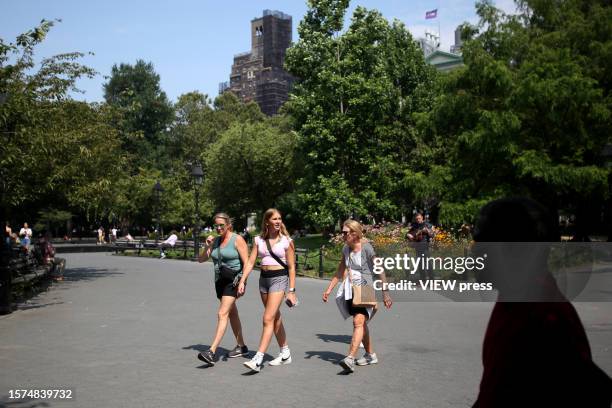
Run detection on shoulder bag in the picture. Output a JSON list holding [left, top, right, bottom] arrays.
[[347, 248, 378, 307]]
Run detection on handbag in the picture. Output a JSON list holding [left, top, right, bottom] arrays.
[[347, 250, 378, 307], [216, 237, 239, 281]]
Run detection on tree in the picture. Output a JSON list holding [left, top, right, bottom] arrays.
[[285, 1, 437, 228], [103, 60, 174, 168], [203, 121, 297, 219], [168, 91, 215, 163], [418, 0, 611, 232], [0, 20, 123, 226]]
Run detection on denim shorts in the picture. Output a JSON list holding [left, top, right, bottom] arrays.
[[259, 274, 288, 294]]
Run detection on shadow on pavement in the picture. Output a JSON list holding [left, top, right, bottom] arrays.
[[182, 343, 210, 353], [398, 344, 438, 354], [62, 267, 123, 283], [0, 396, 51, 408], [304, 350, 345, 364], [316, 333, 352, 344], [14, 301, 65, 311]]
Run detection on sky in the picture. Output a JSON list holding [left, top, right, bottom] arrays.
[[2, 0, 518, 103]]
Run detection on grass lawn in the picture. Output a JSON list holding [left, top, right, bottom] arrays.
[[293, 234, 340, 278], [294, 234, 329, 250]]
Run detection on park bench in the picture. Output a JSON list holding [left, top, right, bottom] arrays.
[[113, 239, 195, 258], [0, 246, 59, 314], [294, 247, 312, 271], [112, 239, 145, 254], [6, 247, 53, 286]]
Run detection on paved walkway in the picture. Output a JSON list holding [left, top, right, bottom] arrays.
[[1, 253, 611, 408]]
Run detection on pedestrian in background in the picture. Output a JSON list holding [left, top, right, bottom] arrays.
[[19, 222, 32, 250]]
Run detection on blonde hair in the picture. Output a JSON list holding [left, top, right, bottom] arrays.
[[343, 219, 364, 239], [260, 208, 290, 239], [213, 212, 233, 231]]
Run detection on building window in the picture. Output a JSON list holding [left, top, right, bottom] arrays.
[[247, 70, 255, 80]]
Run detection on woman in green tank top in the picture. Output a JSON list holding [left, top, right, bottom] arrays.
[[196, 213, 250, 366]]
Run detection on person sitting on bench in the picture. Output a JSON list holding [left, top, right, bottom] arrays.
[[159, 230, 178, 259]]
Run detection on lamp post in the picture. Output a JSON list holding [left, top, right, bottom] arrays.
[[153, 181, 164, 242], [191, 163, 204, 259]]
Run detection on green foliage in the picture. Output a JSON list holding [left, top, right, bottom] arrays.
[[103, 59, 174, 167], [4, 2, 610, 238], [0, 21, 121, 224], [437, 199, 491, 228], [286, 3, 437, 228], [33, 208, 72, 234], [169, 91, 215, 163], [418, 0, 611, 229], [203, 120, 297, 219]]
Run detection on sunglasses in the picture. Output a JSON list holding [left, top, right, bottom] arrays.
[[214, 224, 226, 228], [341, 230, 351, 236]]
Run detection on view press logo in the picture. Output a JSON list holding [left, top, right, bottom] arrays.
[[372, 253, 488, 275], [372, 279, 493, 293]]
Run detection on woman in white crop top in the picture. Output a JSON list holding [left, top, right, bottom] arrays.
[[322, 219, 393, 373], [238, 208, 297, 373]]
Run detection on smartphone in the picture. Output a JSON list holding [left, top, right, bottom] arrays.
[[285, 298, 299, 308]]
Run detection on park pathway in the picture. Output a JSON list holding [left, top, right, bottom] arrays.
[[1, 253, 611, 408]]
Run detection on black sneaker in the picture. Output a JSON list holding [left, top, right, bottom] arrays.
[[227, 345, 248, 358], [197, 349, 216, 365]]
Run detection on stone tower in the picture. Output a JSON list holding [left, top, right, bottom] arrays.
[[224, 10, 294, 116]]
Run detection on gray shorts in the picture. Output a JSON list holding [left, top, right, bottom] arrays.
[[259, 274, 288, 294]]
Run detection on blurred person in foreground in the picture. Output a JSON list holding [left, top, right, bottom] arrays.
[[472, 197, 612, 407]]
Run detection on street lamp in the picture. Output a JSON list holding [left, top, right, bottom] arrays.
[[191, 163, 204, 259], [153, 180, 164, 242]]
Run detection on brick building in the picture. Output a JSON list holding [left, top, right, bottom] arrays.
[[220, 10, 294, 116]]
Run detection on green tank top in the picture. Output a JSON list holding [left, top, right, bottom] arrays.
[[211, 233, 242, 281]]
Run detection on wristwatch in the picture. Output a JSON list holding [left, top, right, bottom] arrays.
[[288, 287, 296, 293]]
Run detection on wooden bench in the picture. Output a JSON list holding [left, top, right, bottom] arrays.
[[112, 239, 146, 254], [113, 239, 196, 258], [0, 246, 56, 314]]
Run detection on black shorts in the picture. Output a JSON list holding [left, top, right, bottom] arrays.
[[215, 278, 238, 299], [346, 298, 368, 318]]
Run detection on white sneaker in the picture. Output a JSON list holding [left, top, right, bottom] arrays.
[[355, 352, 378, 366], [243, 358, 263, 373], [160, 253, 166, 259], [339, 356, 355, 372], [269, 352, 292, 366]]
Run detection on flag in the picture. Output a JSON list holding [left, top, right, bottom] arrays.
[[425, 9, 438, 19]]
